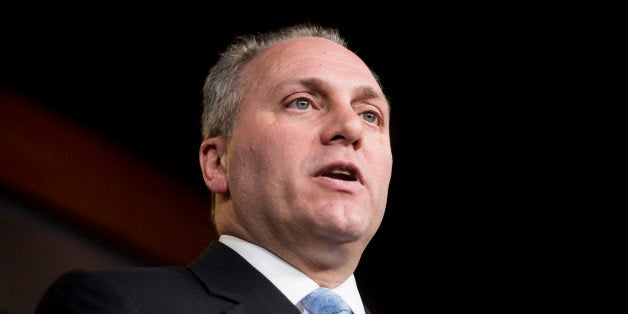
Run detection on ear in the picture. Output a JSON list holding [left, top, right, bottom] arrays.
[[199, 136, 229, 194]]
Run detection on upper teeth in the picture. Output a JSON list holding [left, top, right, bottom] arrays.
[[330, 169, 351, 176]]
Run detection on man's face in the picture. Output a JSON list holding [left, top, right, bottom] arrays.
[[225, 36, 392, 250]]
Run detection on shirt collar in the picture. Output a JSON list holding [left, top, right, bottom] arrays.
[[219, 235, 365, 314]]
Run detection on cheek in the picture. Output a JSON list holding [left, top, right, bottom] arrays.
[[368, 148, 393, 207], [253, 125, 305, 159], [365, 143, 393, 180], [230, 129, 299, 179]]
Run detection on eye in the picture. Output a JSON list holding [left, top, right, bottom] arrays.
[[289, 97, 312, 111], [360, 111, 379, 124]]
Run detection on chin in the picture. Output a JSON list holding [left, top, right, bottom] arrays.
[[316, 224, 364, 243]]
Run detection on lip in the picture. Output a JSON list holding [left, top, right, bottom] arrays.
[[314, 161, 363, 185]]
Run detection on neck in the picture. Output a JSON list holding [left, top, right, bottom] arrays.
[[254, 235, 365, 288]]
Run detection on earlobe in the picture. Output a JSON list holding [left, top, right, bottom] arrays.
[[199, 137, 229, 194]]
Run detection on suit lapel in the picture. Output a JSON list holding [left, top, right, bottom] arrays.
[[187, 240, 300, 314]]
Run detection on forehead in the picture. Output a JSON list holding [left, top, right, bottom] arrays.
[[241, 37, 382, 94], [256, 36, 361, 65]]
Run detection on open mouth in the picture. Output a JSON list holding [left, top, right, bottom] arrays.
[[317, 164, 361, 183]]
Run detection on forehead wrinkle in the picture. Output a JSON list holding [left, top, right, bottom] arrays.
[[262, 38, 369, 78], [279, 51, 370, 78]]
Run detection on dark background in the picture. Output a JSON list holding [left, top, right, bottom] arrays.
[[1, 3, 564, 312]]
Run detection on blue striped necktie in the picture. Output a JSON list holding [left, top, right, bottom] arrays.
[[302, 287, 353, 314]]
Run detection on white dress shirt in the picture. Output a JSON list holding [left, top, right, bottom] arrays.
[[219, 235, 365, 314]]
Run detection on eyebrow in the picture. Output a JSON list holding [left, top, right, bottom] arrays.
[[284, 78, 387, 104], [355, 85, 385, 102]]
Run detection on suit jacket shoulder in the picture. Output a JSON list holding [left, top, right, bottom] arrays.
[[35, 240, 300, 314]]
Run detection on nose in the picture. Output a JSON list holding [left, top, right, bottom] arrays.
[[321, 102, 363, 150]]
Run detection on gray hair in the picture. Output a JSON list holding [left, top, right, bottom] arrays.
[[200, 23, 351, 141]]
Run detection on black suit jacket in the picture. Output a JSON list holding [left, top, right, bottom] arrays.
[[36, 240, 371, 313]]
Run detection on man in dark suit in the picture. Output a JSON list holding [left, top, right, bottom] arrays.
[[36, 22, 392, 314], [36, 241, 302, 313]]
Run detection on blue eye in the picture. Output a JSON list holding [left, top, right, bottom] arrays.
[[361, 111, 378, 124], [293, 98, 311, 110]]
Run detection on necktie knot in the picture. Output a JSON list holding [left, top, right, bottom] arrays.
[[302, 287, 353, 314]]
